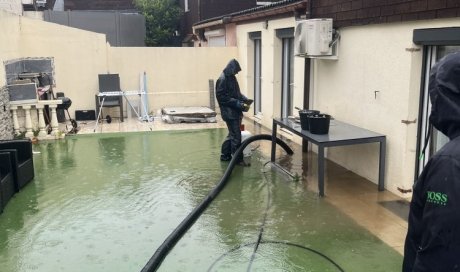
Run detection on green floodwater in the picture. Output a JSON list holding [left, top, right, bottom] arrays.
[[0, 129, 402, 272]]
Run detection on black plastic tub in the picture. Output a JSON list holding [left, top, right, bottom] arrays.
[[308, 114, 331, 134], [299, 110, 320, 130]]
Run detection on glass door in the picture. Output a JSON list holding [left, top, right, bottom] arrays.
[[418, 45, 460, 175]]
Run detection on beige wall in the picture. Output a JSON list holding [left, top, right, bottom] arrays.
[[0, 11, 237, 119], [17, 16, 109, 114], [0, 0, 22, 15], [108, 46, 238, 114], [0, 10, 22, 86], [234, 16, 460, 196]]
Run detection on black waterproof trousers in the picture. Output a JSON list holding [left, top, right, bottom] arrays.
[[220, 119, 242, 162]]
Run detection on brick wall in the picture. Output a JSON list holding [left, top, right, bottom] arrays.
[[0, 86, 14, 140], [312, 0, 460, 28]]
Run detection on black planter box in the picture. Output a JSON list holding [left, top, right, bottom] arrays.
[[75, 110, 96, 121]]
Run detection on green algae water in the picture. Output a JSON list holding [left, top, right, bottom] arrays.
[[0, 129, 402, 271]]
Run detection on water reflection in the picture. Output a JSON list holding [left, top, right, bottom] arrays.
[[97, 137, 126, 167]]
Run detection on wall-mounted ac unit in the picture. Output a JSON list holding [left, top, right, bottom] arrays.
[[294, 20, 308, 56], [36, 0, 47, 8], [295, 18, 337, 59]]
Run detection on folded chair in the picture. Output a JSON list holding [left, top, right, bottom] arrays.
[[0, 139, 35, 191], [95, 74, 124, 122]]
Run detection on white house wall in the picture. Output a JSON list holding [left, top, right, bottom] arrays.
[[234, 16, 460, 196], [314, 18, 460, 197], [236, 17, 304, 127]]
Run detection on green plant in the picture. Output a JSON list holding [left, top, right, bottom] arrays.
[[134, 0, 183, 46], [56, 130, 65, 138], [13, 131, 26, 139]]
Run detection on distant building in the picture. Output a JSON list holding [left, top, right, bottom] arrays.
[[179, 0, 258, 47]]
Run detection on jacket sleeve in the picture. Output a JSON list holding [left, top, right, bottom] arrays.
[[216, 77, 241, 109], [403, 155, 460, 271], [403, 164, 428, 271]]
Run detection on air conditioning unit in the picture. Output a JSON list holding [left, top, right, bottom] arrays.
[[294, 18, 336, 58], [36, 0, 47, 7], [294, 20, 308, 56]]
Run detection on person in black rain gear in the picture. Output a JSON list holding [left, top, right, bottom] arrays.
[[403, 52, 460, 271], [216, 59, 251, 165]]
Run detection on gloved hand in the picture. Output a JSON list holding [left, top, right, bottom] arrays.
[[242, 102, 251, 112], [245, 98, 254, 105]]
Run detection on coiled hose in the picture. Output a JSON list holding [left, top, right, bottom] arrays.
[[141, 134, 293, 272]]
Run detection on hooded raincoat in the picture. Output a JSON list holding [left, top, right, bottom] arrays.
[[215, 59, 247, 121], [403, 52, 460, 272], [215, 59, 248, 162]]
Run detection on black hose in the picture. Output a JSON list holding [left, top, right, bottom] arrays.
[[245, 161, 272, 272], [208, 241, 345, 272], [141, 134, 293, 272], [207, 159, 344, 271]]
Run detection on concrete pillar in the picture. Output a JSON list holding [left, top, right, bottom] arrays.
[[10, 105, 21, 136], [36, 104, 47, 138], [49, 104, 59, 136], [23, 105, 34, 138]]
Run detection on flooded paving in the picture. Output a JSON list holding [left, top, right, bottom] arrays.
[[0, 128, 403, 271]]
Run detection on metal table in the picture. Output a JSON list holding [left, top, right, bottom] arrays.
[[271, 118, 386, 197]]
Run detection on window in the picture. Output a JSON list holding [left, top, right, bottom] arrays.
[[204, 29, 225, 47], [414, 27, 460, 179], [281, 37, 294, 119], [276, 28, 295, 119], [248, 31, 262, 116], [254, 39, 262, 115]]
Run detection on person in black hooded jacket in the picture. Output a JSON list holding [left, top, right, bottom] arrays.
[[215, 59, 251, 164], [403, 52, 460, 271]]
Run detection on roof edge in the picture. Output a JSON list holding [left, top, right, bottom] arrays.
[[193, 0, 307, 30]]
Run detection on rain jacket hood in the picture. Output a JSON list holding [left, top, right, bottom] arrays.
[[223, 59, 241, 76], [215, 59, 247, 121], [429, 52, 460, 140]]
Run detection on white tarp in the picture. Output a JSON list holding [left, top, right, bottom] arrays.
[[161, 106, 216, 124]]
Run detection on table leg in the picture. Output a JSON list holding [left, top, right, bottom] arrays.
[[94, 96, 105, 132], [271, 121, 277, 162], [378, 138, 386, 191], [318, 146, 325, 197], [119, 95, 124, 122]]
